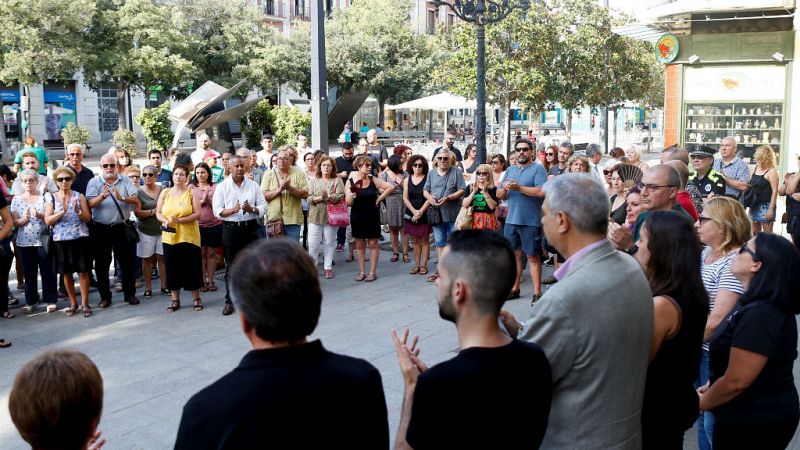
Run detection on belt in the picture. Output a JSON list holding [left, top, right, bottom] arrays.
[[223, 219, 257, 227]]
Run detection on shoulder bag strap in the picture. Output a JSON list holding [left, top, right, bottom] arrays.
[[107, 186, 129, 224], [273, 169, 283, 216]]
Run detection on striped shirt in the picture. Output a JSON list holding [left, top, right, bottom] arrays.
[[700, 246, 744, 350]]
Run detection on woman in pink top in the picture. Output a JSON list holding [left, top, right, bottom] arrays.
[[190, 163, 223, 292]]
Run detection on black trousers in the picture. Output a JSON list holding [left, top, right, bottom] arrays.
[[91, 222, 136, 300], [714, 421, 798, 450], [0, 238, 13, 313], [222, 220, 260, 303]]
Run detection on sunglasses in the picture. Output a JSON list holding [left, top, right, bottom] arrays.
[[142, 173, 155, 177], [476, 171, 489, 176], [545, 152, 554, 156], [56, 177, 72, 182], [603, 170, 611, 175], [68, 153, 82, 157], [101, 164, 116, 168], [412, 163, 424, 168], [739, 244, 760, 261], [491, 161, 501, 165], [437, 157, 450, 161], [514, 147, 531, 152]]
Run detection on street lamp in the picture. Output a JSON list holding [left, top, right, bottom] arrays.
[[434, 0, 531, 163]]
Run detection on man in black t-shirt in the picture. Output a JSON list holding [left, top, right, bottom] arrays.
[[392, 230, 552, 450], [431, 131, 463, 162]]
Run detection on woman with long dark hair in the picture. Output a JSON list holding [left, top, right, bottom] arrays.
[[699, 233, 800, 449], [635, 210, 709, 449], [380, 155, 408, 262], [190, 163, 222, 293]]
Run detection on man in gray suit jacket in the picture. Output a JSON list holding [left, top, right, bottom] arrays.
[[502, 174, 653, 450]]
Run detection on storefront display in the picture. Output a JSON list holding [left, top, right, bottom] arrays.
[[43, 82, 77, 141], [0, 86, 21, 139], [682, 66, 785, 160]]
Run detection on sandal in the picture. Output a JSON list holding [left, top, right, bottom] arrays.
[[143, 290, 152, 298], [193, 298, 204, 311], [65, 305, 77, 316], [426, 272, 439, 282], [161, 288, 171, 295], [419, 267, 429, 276], [390, 253, 399, 262], [365, 273, 377, 282], [82, 306, 92, 318], [200, 284, 209, 292], [345, 254, 354, 263], [403, 254, 410, 263], [354, 272, 366, 281], [1, 311, 14, 319], [167, 300, 180, 313], [0, 338, 10, 348], [209, 282, 218, 292], [409, 266, 420, 274]]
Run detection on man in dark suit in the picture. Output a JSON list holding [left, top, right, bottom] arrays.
[[174, 239, 389, 449]]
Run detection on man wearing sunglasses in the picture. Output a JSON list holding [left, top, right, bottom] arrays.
[[86, 154, 141, 308], [497, 139, 548, 303], [688, 144, 726, 200]]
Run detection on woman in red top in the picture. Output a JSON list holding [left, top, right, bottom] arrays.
[[190, 163, 223, 292]]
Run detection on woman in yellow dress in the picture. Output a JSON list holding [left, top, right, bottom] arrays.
[[156, 165, 203, 312]]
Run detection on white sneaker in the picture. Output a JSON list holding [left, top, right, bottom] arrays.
[[22, 304, 37, 313], [114, 282, 123, 292], [46, 304, 57, 313]]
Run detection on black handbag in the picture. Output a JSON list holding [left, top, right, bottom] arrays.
[[109, 190, 140, 244], [40, 194, 55, 255], [427, 169, 452, 226]]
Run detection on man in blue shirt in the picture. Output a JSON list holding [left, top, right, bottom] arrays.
[[497, 139, 548, 303]]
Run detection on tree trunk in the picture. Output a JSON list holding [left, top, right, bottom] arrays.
[[565, 109, 572, 141], [377, 98, 385, 130], [599, 106, 608, 153], [647, 107, 653, 152], [117, 83, 128, 130], [612, 107, 618, 148], [501, 102, 512, 159]]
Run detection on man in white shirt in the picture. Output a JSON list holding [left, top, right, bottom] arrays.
[[212, 155, 266, 316], [191, 133, 212, 166], [585, 144, 606, 186], [12, 152, 56, 195], [255, 134, 274, 170]]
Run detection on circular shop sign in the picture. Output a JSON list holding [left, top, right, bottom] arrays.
[[656, 34, 680, 64]]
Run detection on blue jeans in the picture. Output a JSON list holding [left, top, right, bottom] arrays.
[[432, 222, 455, 248], [696, 349, 714, 450], [284, 224, 301, 241]]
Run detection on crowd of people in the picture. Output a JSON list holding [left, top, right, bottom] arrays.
[[4, 132, 800, 450]]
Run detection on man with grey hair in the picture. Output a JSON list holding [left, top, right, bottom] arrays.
[[501, 173, 653, 450], [713, 136, 749, 200], [236, 148, 263, 185], [585, 143, 604, 184], [86, 153, 141, 308], [64, 143, 94, 194]]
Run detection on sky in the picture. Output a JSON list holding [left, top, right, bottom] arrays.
[[606, 0, 649, 19]]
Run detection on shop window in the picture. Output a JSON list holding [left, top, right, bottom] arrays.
[[0, 85, 21, 139], [43, 81, 77, 141]]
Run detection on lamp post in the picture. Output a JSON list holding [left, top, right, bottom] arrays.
[[433, 0, 530, 164]]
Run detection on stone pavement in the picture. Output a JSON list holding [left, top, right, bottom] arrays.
[[2, 242, 800, 449]]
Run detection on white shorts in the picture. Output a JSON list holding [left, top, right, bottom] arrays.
[[136, 232, 163, 258]]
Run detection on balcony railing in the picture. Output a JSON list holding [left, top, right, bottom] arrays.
[[257, 0, 284, 17], [292, 5, 311, 20]]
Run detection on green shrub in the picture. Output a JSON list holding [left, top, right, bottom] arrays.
[[136, 102, 173, 151], [60, 122, 90, 147], [269, 105, 311, 147], [240, 100, 272, 149], [112, 128, 138, 157]]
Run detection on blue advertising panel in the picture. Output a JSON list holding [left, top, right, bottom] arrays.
[[0, 89, 20, 103], [43, 89, 77, 140]]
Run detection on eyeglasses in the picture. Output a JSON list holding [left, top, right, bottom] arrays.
[[476, 171, 489, 176], [491, 161, 501, 165], [21, 178, 36, 183], [412, 163, 424, 168], [101, 164, 116, 168], [68, 153, 82, 158], [56, 177, 72, 182], [698, 215, 714, 225], [739, 244, 760, 261], [514, 147, 531, 152], [636, 182, 675, 192], [142, 173, 155, 177]]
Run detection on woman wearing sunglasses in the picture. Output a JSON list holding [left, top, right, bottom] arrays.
[[403, 155, 431, 275], [699, 233, 800, 449], [693, 196, 751, 449], [44, 167, 92, 317], [135, 165, 168, 299], [461, 164, 499, 231]]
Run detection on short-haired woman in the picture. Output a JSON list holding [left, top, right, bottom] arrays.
[[625, 145, 649, 173], [380, 155, 409, 263], [694, 196, 752, 449], [346, 155, 393, 282], [699, 233, 800, 449], [461, 164, 499, 231], [307, 156, 344, 278], [403, 155, 431, 275], [135, 165, 168, 298], [156, 165, 203, 312], [44, 166, 92, 317], [567, 155, 590, 173], [636, 210, 708, 449], [745, 145, 779, 233], [11, 169, 57, 313], [190, 163, 222, 293]]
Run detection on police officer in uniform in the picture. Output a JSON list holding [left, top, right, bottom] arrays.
[[688, 144, 726, 199]]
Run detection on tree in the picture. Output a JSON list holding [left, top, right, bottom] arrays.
[[172, 0, 275, 95], [439, 9, 555, 155], [269, 106, 311, 147], [136, 102, 173, 151], [247, 23, 311, 98], [0, 0, 95, 147], [83, 0, 197, 130]]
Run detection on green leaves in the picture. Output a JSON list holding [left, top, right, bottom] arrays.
[[240, 100, 310, 149], [135, 102, 173, 151]]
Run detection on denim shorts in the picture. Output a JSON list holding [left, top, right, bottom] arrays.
[[749, 202, 773, 223], [504, 223, 542, 258], [432, 222, 455, 247]]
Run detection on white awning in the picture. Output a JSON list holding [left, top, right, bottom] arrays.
[[386, 92, 477, 111]]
